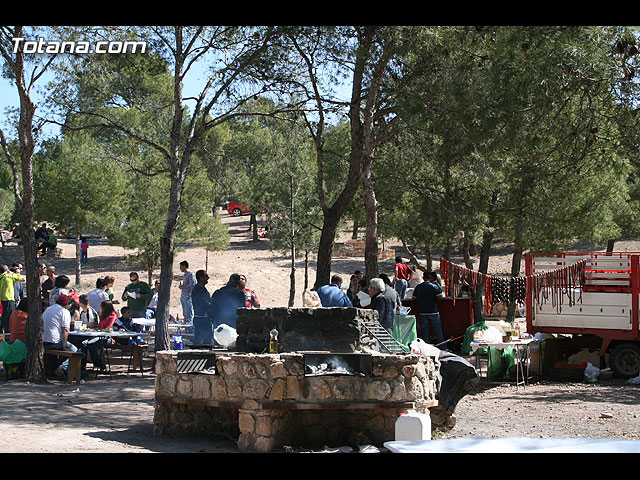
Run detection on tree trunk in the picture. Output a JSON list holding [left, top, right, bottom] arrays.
[[506, 200, 526, 323], [314, 211, 342, 288], [351, 218, 359, 239], [304, 250, 309, 291], [250, 213, 258, 241], [288, 244, 296, 307], [155, 179, 182, 352], [16, 87, 46, 382], [472, 191, 499, 323], [288, 173, 296, 307], [424, 246, 432, 272], [75, 232, 81, 286], [462, 232, 473, 269], [362, 160, 379, 281], [606, 239, 615, 253]]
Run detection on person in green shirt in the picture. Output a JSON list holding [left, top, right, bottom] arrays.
[[121, 272, 153, 319], [0, 264, 25, 333], [37, 231, 58, 256]]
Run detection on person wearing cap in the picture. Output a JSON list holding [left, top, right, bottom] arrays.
[[43, 293, 79, 378], [0, 264, 26, 333]]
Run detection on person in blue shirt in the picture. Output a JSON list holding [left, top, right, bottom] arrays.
[[192, 270, 213, 344], [316, 275, 353, 307], [208, 273, 246, 330], [411, 271, 445, 347]]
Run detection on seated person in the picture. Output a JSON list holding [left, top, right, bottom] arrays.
[[114, 306, 142, 333], [78, 294, 98, 328], [9, 298, 28, 343], [97, 300, 118, 330], [37, 231, 58, 256]]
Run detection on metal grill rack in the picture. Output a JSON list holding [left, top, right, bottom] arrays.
[[361, 319, 410, 354], [176, 351, 217, 374]]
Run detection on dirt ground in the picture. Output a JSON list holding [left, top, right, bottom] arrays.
[[1, 210, 639, 453]]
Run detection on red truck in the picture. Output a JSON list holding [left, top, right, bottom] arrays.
[[525, 252, 640, 378]]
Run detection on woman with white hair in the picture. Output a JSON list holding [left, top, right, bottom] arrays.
[[368, 278, 395, 332]]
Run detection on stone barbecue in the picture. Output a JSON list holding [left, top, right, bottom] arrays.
[[153, 307, 440, 452]]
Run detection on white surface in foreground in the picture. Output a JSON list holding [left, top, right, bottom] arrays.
[[384, 437, 640, 453]]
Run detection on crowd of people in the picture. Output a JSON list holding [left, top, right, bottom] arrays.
[[0, 254, 264, 378], [314, 257, 446, 349], [0, 226, 445, 378]]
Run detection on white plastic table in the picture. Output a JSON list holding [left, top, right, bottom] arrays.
[[470, 338, 540, 388], [384, 437, 640, 453]]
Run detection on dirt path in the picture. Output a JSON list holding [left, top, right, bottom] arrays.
[[0, 373, 239, 453]]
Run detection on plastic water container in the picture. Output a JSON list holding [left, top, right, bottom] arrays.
[[172, 335, 183, 350], [395, 413, 431, 441]]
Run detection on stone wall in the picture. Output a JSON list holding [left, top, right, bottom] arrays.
[[235, 307, 381, 354], [154, 350, 439, 452]]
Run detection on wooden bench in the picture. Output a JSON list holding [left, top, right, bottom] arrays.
[[44, 349, 84, 383]]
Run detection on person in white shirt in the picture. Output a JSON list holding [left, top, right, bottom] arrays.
[[43, 294, 79, 377], [78, 294, 98, 328], [145, 280, 160, 319], [87, 278, 110, 313]]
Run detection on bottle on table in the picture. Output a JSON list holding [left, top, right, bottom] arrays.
[[269, 327, 278, 354]]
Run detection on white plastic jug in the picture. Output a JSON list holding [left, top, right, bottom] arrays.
[[214, 324, 237, 348], [395, 413, 431, 441]]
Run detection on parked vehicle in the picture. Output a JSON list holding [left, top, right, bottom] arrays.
[[525, 251, 640, 378], [227, 201, 250, 216]]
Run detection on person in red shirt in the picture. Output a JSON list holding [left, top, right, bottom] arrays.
[[394, 256, 414, 300], [97, 300, 118, 329], [238, 275, 260, 308], [9, 298, 27, 342]]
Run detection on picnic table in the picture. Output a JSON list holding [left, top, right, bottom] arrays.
[[68, 329, 151, 375]]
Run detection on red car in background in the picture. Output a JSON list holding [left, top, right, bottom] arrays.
[[227, 201, 251, 216]]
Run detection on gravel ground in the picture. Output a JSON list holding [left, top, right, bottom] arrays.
[[439, 376, 640, 441]]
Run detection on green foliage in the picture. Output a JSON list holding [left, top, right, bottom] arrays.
[[33, 132, 126, 235]]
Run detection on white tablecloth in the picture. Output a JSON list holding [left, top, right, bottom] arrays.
[[131, 318, 156, 327], [384, 437, 640, 453], [470, 338, 539, 353], [69, 330, 150, 340]]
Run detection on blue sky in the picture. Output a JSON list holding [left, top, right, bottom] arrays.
[[0, 59, 211, 140]]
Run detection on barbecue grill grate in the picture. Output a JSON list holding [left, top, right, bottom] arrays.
[[176, 351, 217, 374]]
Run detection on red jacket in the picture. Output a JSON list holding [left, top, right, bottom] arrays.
[[98, 312, 117, 330]]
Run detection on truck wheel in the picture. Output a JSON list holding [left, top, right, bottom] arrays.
[[610, 343, 640, 378], [232, 208, 242, 216]]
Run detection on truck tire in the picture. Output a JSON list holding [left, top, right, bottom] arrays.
[[609, 342, 640, 378], [232, 208, 242, 217]]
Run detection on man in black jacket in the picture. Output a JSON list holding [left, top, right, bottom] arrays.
[[368, 277, 395, 332]]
